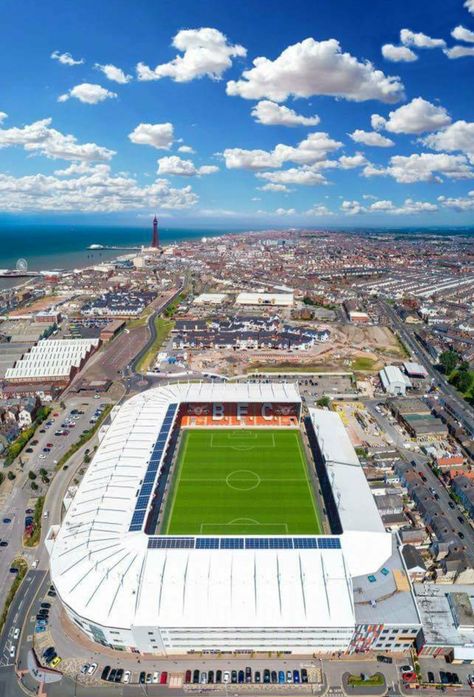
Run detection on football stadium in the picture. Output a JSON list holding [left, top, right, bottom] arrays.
[[47, 382, 422, 655]]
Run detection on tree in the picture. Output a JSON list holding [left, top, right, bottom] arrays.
[[28, 471, 37, 480], [440, 350, 458, 375], [316, 395, 331, 408], [454, 369, 472, 394], [31, 481, 38, 491], [7, 472, 15, 481]]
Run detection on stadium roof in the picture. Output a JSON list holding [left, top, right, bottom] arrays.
[[309, 408, 385, 535]]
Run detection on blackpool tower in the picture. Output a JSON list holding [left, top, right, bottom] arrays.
[[151, 215, 159, 248]]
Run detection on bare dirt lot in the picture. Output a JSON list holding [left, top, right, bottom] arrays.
[[187, 324, 406, 377]]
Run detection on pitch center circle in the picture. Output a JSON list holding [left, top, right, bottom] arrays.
[[226, 470, 261, 491]]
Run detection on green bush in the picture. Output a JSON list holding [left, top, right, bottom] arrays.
[[0, 558, 28, 634]]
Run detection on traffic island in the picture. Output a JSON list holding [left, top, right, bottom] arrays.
[[343, 671, 386, 695]]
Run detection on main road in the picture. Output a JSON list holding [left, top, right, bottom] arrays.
[[380, 300, 474, 435]]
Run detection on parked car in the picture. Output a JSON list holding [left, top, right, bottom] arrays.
[[139, 671, 146, 684], [287, 670, 293, 683], [301, 668, 308, 684], [193, 669, 200, 684], [223, 671, 230, 684], [278, 671, 285, 684], [160, 671, 168, 684], [231, 670, 237, 683], [427, 671, 435, 683], [200, 672, 207, 684], [152, 672, 159, 684], [123, 670, 131, 684], [87, 663, 97, 675], [185, 670, 192, 684], [255, 671, 261, 683], [264, 669, 270, 683], [101, 666, 110, 681], [293, 670, 300, 683]]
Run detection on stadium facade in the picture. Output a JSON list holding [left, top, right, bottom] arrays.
[[47, 382, 421, 655]]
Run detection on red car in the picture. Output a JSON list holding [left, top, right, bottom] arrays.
[[46, 443, 53, 448], [185, 670, 191, 684], [160, 671, 168, 684], [402, 671, 417, 683]]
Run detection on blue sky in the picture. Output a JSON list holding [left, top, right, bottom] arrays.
[[1, 0, 474, 227]]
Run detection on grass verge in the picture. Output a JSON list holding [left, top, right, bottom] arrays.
[[55, 404, 113, 471], [23, 496, 45, 548], [0, 557, 28, 635], [348, 674, 385, 687], [136, 316, 174, 374]]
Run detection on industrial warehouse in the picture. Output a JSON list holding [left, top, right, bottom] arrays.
[[47, 382, 421, 656]]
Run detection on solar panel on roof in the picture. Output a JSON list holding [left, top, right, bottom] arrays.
[[139, 482, 154, 496], [147, 537, 194, 549], [129, 509, 146, 530], [318, 537, 341, 549], [196, 538, 219, 549], [293, 538, 318, 549], [136, 495, 150, 508], [220, 538, 244, 549]]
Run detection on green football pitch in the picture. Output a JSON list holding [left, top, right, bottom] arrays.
[[163, 428, 322, 536]]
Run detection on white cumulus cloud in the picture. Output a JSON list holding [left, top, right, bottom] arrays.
[[51, 50, 84, 66], [0, 167, 197, 212], [0, 116, 115, 161], [381, 44, 418, 62], [465, 0, 474, 14], [251, 100, 320, 127], [223, 132, 342, 170], [349, 129, 394, 147], [259, 183, 291, 192], [372, 97, 451, 134], [157, 155, 218, 176], [137, 27, 246, 82], [128, 122, 174, 150], [58, 83, 117, 104], [95, 63, 132, 83], [256, 167, 327, 186], [400, 29, 446, 49], [421, 120, 474, 158], [438, 191, 474, 211], [341, 197, 437, 215], [451, 25, 474, 42], [443, 45, 474, 58], [178, 145, 195, 154], [386, 153, 473, 183], [226, 37, 405, 103]]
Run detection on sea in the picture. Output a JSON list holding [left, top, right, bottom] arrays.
[[0, 224, 243, 291], [0, 223, 472, 291]]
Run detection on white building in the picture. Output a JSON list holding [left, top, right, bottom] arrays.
[[236, 292, 294, 307], [193, 293, 228, 305], [47, 383, 420, 655], [379, 365, 412, 396]]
